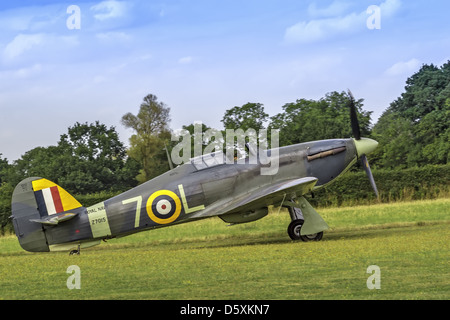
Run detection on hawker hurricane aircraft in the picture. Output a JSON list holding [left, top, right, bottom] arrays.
[[11, 92, 378, 254]]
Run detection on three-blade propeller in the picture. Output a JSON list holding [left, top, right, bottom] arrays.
[[347, 90, 380, 200]]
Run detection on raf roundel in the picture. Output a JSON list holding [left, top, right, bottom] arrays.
[[146, 190, 182, 224], [156, 199, 172, 215]]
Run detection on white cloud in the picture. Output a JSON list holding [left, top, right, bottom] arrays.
[[307, 0, 351, 18], [96, 31, 131, 42], [93, 75, 108, 84], [3, 33, 45, 59], [285, 0, 402, 44], [380, 0, 402, 17], [178, 56, 193, 64], [14, 63, 43, 78], [59, 35, 80, 47], [0, 5, 65, 33], [0, 13, 32, 31], [91, 0, 129, 21], [285, 13, 362, 44], [385, 58, 421, 76], [2, 33, 80, 62], [0, 63, 42, 80]]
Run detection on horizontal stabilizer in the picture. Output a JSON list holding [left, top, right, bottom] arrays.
[[30, 212, 78, 226]]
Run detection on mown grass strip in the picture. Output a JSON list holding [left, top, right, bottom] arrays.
[[0, 198, 449, 300]]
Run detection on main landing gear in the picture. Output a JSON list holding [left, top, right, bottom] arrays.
[[285, 197, 327, 242], [287, 219, 323, 242]]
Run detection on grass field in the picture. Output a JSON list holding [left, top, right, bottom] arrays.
[[0, 198, 449, 300]]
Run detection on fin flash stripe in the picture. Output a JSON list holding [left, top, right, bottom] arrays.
[[32, 179, 82, 216]]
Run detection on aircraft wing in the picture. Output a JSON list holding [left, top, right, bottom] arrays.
[[191, 176, 318, 219]]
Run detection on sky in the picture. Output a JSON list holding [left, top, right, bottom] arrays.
[[1, 0, 449, 161]]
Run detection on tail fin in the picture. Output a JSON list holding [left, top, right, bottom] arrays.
[[11, 177, 82, 252]]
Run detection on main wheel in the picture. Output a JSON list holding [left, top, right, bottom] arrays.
[[300, 232, 323, 242], [287, 220, 304, 241], [288, 220, 324, 242]]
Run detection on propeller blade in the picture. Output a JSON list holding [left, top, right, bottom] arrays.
[[348, 90, 361, 140], [348, 90, 379, 200], [361, 154, 379, 200]]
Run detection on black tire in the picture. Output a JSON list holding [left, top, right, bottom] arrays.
[[287, 220, 304, 241], [300, 231, 323, 242]]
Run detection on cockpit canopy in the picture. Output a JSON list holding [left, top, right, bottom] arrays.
[[191, 151, 227, 171]]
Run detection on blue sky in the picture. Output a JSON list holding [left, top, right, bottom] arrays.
[[1, 0, 449, 161]]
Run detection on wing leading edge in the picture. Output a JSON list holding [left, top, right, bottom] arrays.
[[230, 177, 318, 212], [192, 177, 318, 220]]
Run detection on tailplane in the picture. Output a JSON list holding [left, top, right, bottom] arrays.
[[11, 177, 82, 252]]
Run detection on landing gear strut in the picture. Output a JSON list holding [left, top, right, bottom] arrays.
[[286, 198, 325, 242]]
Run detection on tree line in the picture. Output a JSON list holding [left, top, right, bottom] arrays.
[[1, 61, 449, 231]]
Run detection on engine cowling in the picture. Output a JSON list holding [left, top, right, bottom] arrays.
[[219, 208, 268, 224]]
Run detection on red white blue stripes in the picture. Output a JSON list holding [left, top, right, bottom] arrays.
[[35, 186, 64, 216]]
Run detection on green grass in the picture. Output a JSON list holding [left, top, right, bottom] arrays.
[[0, 198, 449, 300]]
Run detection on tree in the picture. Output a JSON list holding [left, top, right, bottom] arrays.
[[0, 181, 13, 234], [389, 63, 450, 122], [121, 94, 172, 183], [0, 154, 10, 184], [221, 102, 268, 131], [371, 113, 415, 169], [181, 122, 219, 157], [220, 103, 271, 159], [58, 121, 138, 193], [11, 122, 137, 194], [13, 146, 68, 185], [373, 61, 450, 168], [0, 154, 13, 234], [269, 91, 372, 147]]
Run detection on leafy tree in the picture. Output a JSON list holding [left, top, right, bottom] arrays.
[[0, 154, 10, 184], [0, 181, 13, 234], [11, 122, 138, 194], [57, 121, 135, 192], [0, 154, 13, 234], [221, 102, 268, 131], [220, 103, 271, 159], [371, 113, 415, 169], [59, 121, 125, 162], [181, 122, 217, 156], [373, 61, 450, 168], [389, 63, 450, 122], [269, 91, 372, 146], [121, 94, 172, 183]]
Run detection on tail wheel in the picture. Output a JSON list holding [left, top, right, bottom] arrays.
[[69, 244, 81, 255], [287, 220, 323, 242]]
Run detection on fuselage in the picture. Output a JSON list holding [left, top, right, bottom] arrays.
[[42, 138, 361, 251]]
